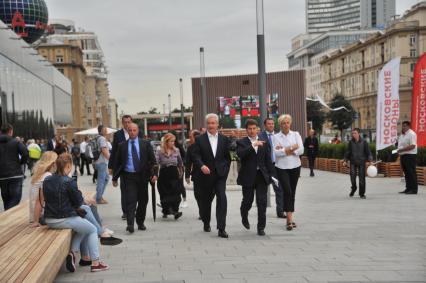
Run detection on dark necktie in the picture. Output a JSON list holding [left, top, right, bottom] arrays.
[[131, 140, 140, 172], [268, 133, 275, 163]]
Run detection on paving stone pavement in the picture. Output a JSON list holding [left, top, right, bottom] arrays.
[[7, 168, 426, 283]]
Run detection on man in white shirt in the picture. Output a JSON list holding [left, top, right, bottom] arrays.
[[193, 113, 231, 238], [79, 136, 91, 176], [398, 121, 418, 194]]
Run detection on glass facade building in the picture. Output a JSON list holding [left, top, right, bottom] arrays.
[[0, 19, 72, 130], [306, 0, 396, 34]]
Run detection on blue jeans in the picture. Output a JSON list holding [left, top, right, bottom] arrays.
[[95, 163, 109, 203], [0, 177, 23, 210], [80, 205, 103, 235], [46, 216, 99, 260]]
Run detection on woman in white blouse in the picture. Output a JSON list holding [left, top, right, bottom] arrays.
[[272, 114, 304, 231]]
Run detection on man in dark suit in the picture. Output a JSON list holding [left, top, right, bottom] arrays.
[[237, 119, 275, 236], [109, 115, 134, 220], [47, 133, 61, 151], [112, 123, 157, 233], [258, 118, 285, 219], [193, 113, 231, 238]]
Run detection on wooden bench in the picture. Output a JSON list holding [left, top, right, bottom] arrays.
[[0, 191, 96, 283]]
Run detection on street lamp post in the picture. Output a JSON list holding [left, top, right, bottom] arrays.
[[256, 0, 267, 130], [200, 47, 207, 119], [168, 94, 172, 130], [179, 78, 185, 144], [257, 0, 270, 207]]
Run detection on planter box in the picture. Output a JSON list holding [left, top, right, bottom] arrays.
[[339, 160, 350, 174], [328, 159, 340, 173], [317, 158, 329, 171], [301, 156, 308, 168], [383, 162, 403, 177], [416, 166, 426, 186]]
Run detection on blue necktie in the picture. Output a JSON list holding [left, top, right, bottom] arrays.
[[131, 140, 140, 172], [268, 133, 275, 163]]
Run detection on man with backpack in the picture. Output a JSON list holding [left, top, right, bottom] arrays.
[[94, 125, 110, 204]]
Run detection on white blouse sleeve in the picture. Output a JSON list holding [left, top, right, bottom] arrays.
[[294, 132, 304, 156], [272, 134, 286, 157]]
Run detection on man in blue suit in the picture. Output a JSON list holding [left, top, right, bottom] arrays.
[[258, 118, 285, 219], [109, 115, 140, 220]]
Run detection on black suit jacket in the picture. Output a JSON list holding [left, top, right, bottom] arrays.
[[192, 132, 231, 183], [184, 143, 200, 181], [47, 139, 55, 151], [304, 136, 319, 157], [236, 137, 275, 187], [112, 138, 157, 182], [109, 129, 143, 170]]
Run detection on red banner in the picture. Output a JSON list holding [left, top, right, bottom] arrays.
[[411, 52, 426, 147]]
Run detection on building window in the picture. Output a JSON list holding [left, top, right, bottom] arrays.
[[57, 68, 64, 74], [410, 63, 416, 72], [242, 80, 250, 85], [410, 35, 416, 46], [56, 56, 64, 63], [88, 119, 92, 125], [410, 49, 417, 58], [88, 107, 92, 113]]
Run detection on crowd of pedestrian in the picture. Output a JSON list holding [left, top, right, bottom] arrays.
[[0, 113, 420, 275]]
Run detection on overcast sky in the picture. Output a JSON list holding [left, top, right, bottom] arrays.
[[45, 0, 420, 115]]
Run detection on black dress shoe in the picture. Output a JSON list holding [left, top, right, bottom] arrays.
[[138, 224, 146, 231], [121, 214, 127, 220], [399, 190, 409, 194], [360, 195, 366, 199], [174, 212, 183, 220], [100, 236, 123, 246], [277, 212, 286, 219], [126, 226, 134, 233], [349, 189, 356, 197], [218, 230, 229, 238], [203, 225, 211, 232], [242, 217, 250, 230], [257, 230, 265, 236], [405, 191, 418, 194]]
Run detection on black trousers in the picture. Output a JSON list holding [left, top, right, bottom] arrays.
[[199, 174, 227, 230], [122, 172, 149, 227], [350, 163, 366, 196], [275, 167, 300, 212], [271, 162, 283, 215], [80, 154, 91, 175], [193, 180, 202, 217], [157, 167, 181, 215], [401, 154, 418, 193], [240, 171, 268, 230], [0, 177, 23, 210], [120, 177, 127, 215], [308, 155, 316, 172]]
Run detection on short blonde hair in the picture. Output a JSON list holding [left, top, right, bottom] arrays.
[[278, 114, 292, 125]]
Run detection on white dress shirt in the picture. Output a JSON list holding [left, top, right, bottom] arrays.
[[398, 129, 417, 155], [80, 141, 87, 154], [272, 130, 304, 169], [207, 131, 218, 157], [123, 129, 129, 141], [248, 136, 259, 153]]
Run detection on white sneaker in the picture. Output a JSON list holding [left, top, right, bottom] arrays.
[[104, 228, 114, 235], [180, 201, 188, 208]]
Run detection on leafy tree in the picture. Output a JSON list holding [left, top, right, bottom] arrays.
[[327, 94, 354, 136], [306, 99, 326, 133], [220, 116, 236, 128]]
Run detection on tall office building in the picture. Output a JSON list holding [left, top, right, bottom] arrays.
[[306, 0, 396, 34]]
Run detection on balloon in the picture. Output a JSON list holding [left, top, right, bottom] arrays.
[[367, 165, 378, 178]]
